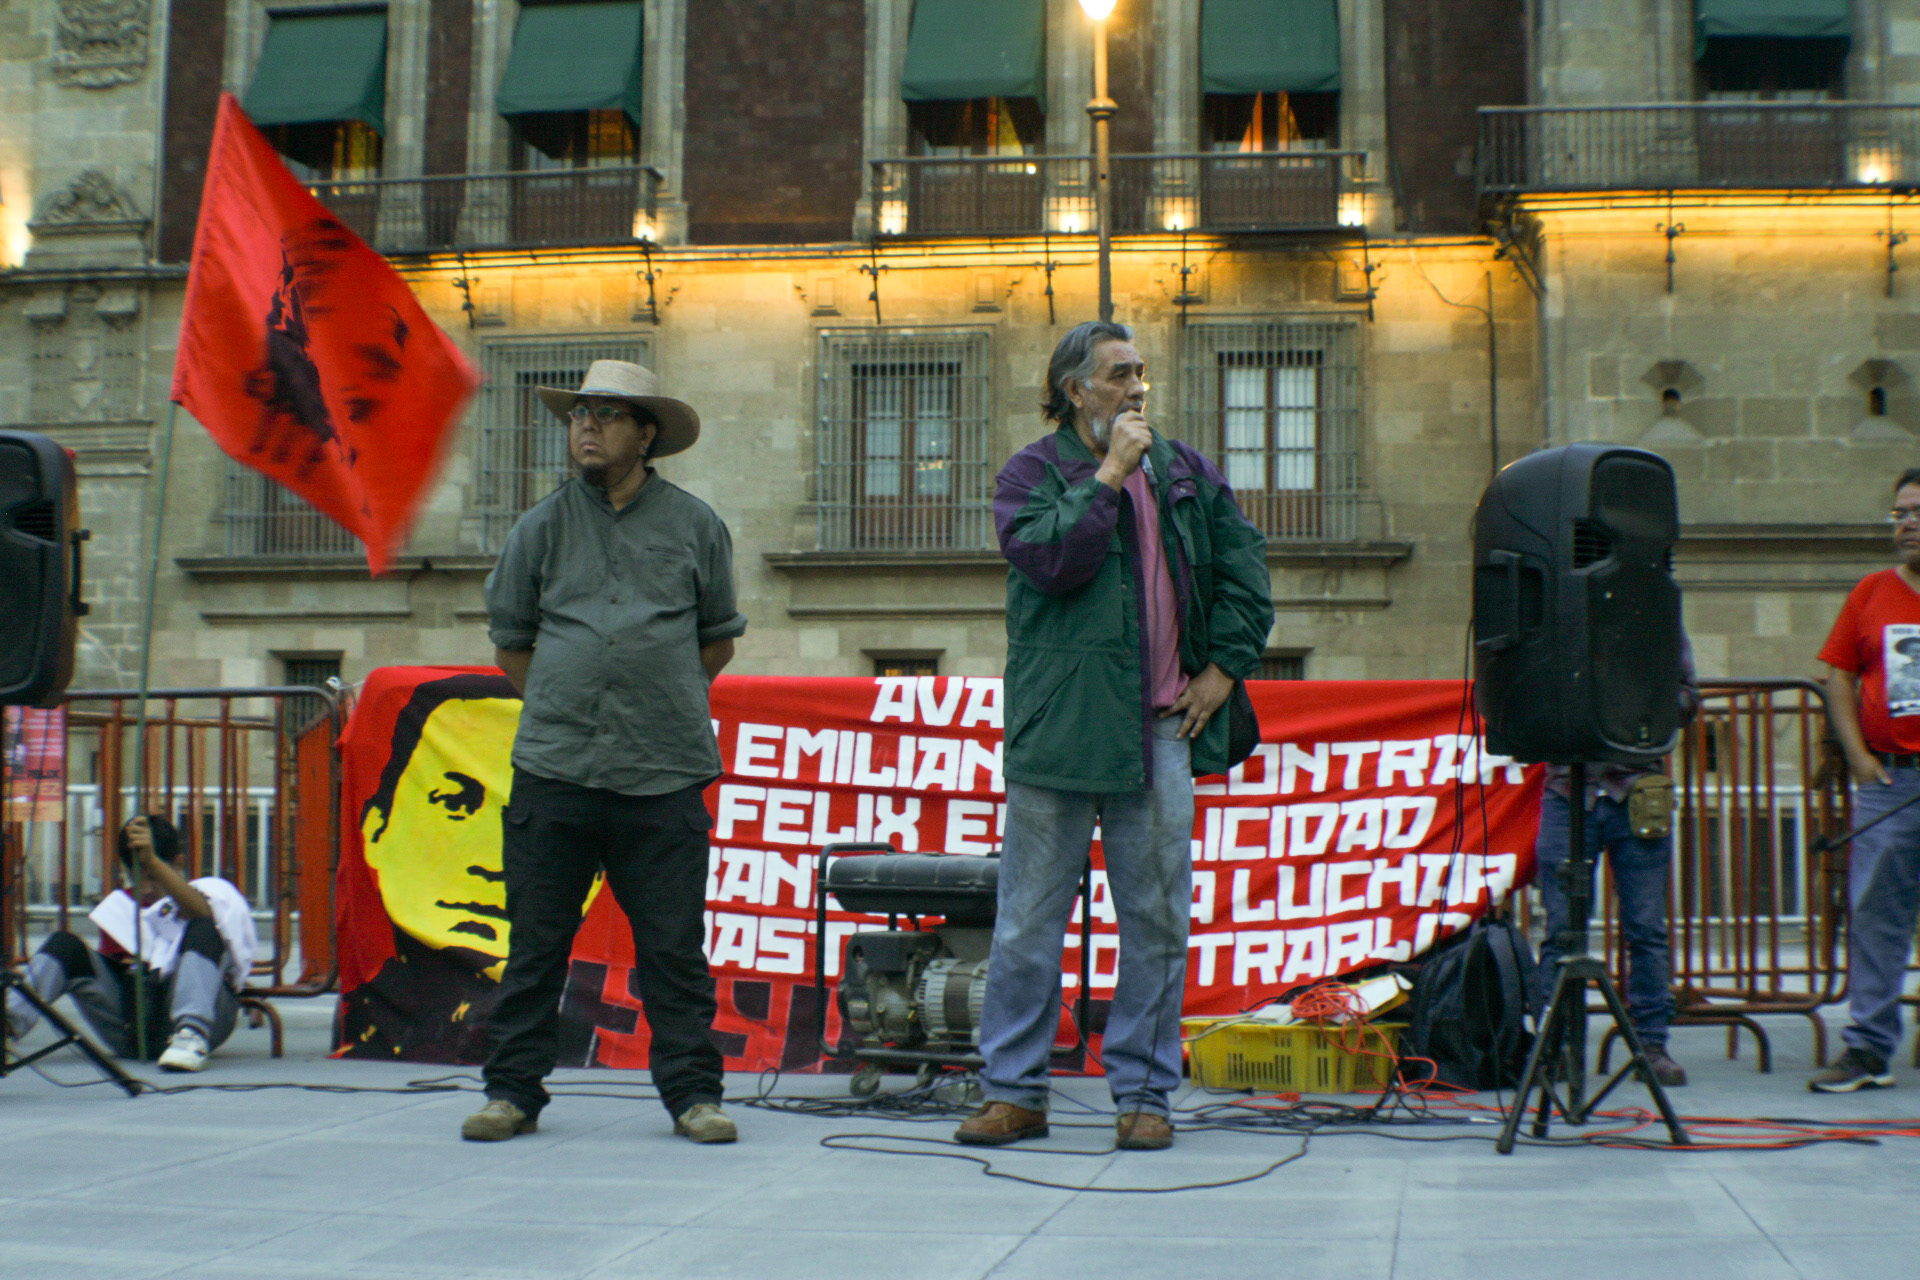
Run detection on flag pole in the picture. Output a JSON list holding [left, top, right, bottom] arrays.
[[126, 399, 179, 1060]]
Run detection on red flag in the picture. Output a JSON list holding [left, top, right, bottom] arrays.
[[172, 94, 482, 574]]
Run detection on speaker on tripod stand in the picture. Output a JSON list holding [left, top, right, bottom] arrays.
[[0, 431, 137, 1095], [0, 431, 89, 707], [1471, 443, 1689, 1151]]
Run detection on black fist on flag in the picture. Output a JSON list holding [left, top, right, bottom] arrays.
[[172, 95, 482, 574]]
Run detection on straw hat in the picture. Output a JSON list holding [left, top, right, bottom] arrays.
[[535, 360, 701, 458]]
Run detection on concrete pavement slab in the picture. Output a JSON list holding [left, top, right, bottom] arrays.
[[1387, 1235, 1805, 1280], [989, 1234, 1397, 1280], [8, 1005, 1920, 1279], [218, 1215, 662, 1277], [585, 1227, 1026, 1280], [0, 1243, 196, 1280], [1772, 1234, 1920, 1280]]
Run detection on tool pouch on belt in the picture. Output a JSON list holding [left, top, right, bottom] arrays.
[[1626, 773, 1675, 840]]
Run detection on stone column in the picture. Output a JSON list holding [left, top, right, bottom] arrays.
[[1341, 0, 1394, 232], [1153, 0, 1199, 152], [854, 0, 912, 238], [376, 0, 432, 249], [639, 0, 690, 244]]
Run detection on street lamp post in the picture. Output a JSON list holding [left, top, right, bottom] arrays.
[[1081, 0, 1116, 322]]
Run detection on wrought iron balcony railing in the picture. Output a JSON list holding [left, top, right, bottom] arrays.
[[1478, 103, 1920, 196], [306, 166, 663, 254], [869, 151, 1368, 239]]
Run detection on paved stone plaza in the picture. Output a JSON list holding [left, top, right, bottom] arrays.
[[2, 996, 1916, 1280]]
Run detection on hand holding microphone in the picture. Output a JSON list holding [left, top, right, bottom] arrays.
[[1096, 410, 1154, 489]]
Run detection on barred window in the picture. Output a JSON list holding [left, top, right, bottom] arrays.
[[475, 335, 653, 550], [1253, 652, 1306, 680], [223, 467, 357, 557], [1181, 319, 1362, 541], [281, 655, 341, 733], [873, 655, 939, 677], [817, 330, 991, 552]]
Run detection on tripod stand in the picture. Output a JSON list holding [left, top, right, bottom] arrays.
[[0, 736, 143, 1096], [1496, 763, 1687, 1152]]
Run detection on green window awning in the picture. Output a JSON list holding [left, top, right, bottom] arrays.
[[1202, 0, 1341, 95], [495, 1, 645, 124], [243, 8, 388, 130], [1696, 0, 1852, 46], [900, 0, 1046, 103]]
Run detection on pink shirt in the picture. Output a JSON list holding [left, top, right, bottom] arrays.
[[1124, 468, 1189, 712]]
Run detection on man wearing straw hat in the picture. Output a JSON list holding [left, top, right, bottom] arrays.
[[462, 360, 747, 1144]]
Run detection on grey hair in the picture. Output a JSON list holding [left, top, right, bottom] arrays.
[[1041, 320, 1134, 424]]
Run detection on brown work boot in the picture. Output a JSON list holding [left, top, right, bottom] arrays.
[[954, 1101, 1048, 1146], [461, 1098, 536, 1142], [1115, 1111, 1174, 1150], [1639, 1050, 1688, 1088], [674, 1102, 738, 1144]]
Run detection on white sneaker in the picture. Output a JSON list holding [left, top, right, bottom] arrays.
[[157, 1026, 209, 1072]]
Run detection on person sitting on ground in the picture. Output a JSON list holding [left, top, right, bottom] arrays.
[[4, 815, 257, 1072]]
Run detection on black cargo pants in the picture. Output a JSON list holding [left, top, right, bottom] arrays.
[[481, 768, 724, 1119]]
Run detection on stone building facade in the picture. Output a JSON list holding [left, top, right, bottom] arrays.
[[1487, 0, 1920, 678], [0, 0, 1905, 697]]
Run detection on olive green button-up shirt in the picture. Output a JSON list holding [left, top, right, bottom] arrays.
[[485, 474, 748, 796]]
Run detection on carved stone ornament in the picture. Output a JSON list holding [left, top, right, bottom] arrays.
[[30, 169, 146, 232], [52, 0, 151, 88]]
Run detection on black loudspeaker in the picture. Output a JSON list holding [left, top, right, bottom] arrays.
[[1472, 443, 1681, 766], [0, 431, 89, 707]]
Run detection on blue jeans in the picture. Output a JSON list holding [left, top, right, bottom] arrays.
[[1840, 768, 1920, 1062], [1533, 791, 1676, 1050], [978, 715, 1194, 1117]]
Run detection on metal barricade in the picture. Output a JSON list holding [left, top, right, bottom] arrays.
[[1596, 679, 1849, 1070], [4, 687, 342, 1010]]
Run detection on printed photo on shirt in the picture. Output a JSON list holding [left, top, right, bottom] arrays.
[[1886, 625, 1920, 717]]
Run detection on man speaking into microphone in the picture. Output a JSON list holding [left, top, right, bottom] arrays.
[[956, 321, 1273, 1150]]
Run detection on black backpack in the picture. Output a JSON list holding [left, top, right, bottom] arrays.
[[1401, 915, 1537, 1090]]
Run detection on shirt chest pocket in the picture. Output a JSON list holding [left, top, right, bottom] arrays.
[[612, 542, 700, 612]]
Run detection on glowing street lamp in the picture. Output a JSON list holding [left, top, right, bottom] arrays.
[[1081, 0, 1117, 321], [1857, 149, 1894, 186]]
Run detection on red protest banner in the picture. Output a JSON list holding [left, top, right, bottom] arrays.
[[171, 95, 481, 575], [3, 706, 66, 823], [333, 669, 1542, 1069]]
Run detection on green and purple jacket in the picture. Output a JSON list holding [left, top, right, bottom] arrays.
[[994, 424, 1275, 792]]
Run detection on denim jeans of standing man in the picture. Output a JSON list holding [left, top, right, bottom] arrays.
[[1533, 790, 1677, 1050], [978, 714, 1195, 1118], [1838, 767, 1920, 1062], [482, 769, 725, 1121]]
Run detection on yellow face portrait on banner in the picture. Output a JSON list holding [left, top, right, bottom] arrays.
[[361, 689, 522, 978]]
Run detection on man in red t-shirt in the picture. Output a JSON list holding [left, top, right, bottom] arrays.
[[1811, 466, 1920, 1091]]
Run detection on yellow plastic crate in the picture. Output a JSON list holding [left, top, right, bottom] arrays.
[[1182, 1019, 1404, 1093]]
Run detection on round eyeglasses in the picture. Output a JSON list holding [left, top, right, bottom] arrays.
[[569, 403, 634, 424]]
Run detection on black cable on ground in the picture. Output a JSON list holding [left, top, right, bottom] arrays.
[[23, 1052, 1920, 1175], [818, 1131, 1313, 1193]]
